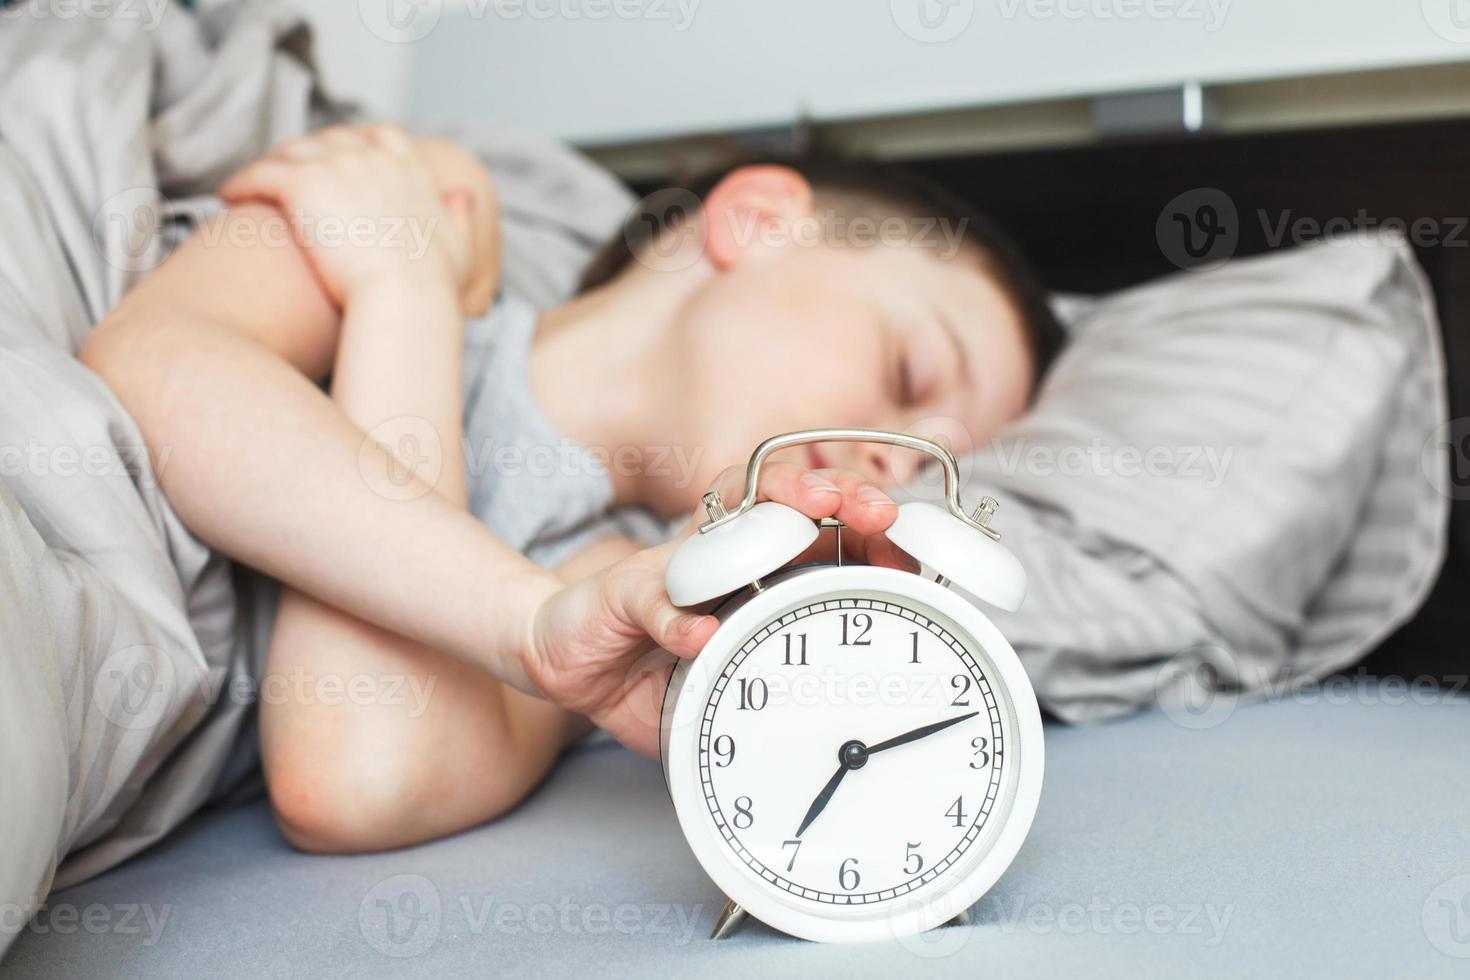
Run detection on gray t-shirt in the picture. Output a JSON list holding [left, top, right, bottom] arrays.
[[462, 292, 675, 568]]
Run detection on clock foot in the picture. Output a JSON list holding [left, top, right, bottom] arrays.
[[710, 899, 747, 940], [944, 907, 973, 928]]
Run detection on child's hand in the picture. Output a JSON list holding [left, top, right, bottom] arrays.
[[522, 463, 912, 756], [218, 125, 479, 312]]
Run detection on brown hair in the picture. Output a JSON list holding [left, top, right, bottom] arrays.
[[579, 153, 1067, 388]]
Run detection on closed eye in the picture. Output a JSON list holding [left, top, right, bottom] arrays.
[[897, 351, 916, 406]]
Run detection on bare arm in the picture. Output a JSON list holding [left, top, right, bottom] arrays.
[[82, 124, 900, 755], [81, 141, 558, 688], [258, 155, 573, 848]]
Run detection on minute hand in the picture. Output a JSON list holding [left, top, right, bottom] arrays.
[[866, 711, 979, 755]]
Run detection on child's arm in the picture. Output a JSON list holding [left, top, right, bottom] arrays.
[[81, 125, 901, 760], [81, 128, 564, 685], [246, 125, 517, 849]]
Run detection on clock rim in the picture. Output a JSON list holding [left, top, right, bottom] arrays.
[[662, 564, 1045, 944]]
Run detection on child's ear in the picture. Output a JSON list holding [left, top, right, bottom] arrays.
[[701, 165, 814, 270]]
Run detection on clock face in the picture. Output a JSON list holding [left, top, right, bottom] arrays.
[[696, 594, 1010, 910]]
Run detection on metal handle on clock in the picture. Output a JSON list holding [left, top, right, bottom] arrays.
[[699, 427, 1001, 541]]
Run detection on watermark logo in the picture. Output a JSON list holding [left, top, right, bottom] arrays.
[[1157, 187, 1239, 271], [1421, 416, 1470, 501], [891, 893, 975, 958], [1154, 651, 1467, 732], [357, 877, 702, 955], [358, 424, 706, 501], [359, 415, 443, 502], [627, 642, 714, 736], [625, 189, 973, 273], [994, 0, 1229, 31], [891, 0, 975, 42], [1159, 192, 1470, 271], [359, 0, 443, 43], [1155, 643, 1240, 730], [360, 874, 443, 958], [93, 187, 171, 274], [888, 416, 978, 504], [92, 192, 442, 276], [625, 187, 708, 274], [93, 645, 179, 732], [1423, 875, 1470, 958], [1423, 0, 1470, 44]]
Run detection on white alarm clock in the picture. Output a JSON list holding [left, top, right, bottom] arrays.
[[660, 429, 1044, 944]]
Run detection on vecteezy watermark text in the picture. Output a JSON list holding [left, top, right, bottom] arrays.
[[977, 894, 1233, 946], [1, 901, 172, 947], [0, 441, 168, 487], [93, 645, 441, 732], [1158, 187, 1470, 271], [95, 190, 442, 274], [357, 875, 703, 957], [0, 0, 168, 31], [990, 437, 1235, 489], [627, 188, 973, 273], [359, 420, 706, 502], [1156, 643, 1470, 731], [357, 0, 701, 45]]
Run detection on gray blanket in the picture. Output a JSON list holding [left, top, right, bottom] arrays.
[[0, 0, 632, 951]]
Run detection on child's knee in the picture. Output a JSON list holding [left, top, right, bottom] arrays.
[[265, 734, 428, 853], [263, 715, 539, 853]]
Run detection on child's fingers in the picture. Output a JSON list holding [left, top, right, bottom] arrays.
[[708, 460, 899, 533], [610, 556, 717, 658], [805, 467, 899, 535], [706, 460, 848, 522], [217, 159, 303, 205]]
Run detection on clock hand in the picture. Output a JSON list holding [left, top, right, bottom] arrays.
[[792, 715, 978, 838], [865, 711, 979, 756], [794, 763, 850, 839], [794, 739, 870, 838]]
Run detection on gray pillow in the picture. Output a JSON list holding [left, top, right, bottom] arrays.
[[909, 236, 1448, 723]]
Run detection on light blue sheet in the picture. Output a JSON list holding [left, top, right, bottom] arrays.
[[7, 678, 1467, 978]]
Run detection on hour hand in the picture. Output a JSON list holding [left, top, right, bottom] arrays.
[[794, 739, 871, 837], [794, 764, 850, 838]]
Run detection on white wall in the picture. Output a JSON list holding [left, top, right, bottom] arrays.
[[292, 0, 420, 117], [301, 0, 1470, 141]]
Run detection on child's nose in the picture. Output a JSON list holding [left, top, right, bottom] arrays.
[[859, 443, 921, 488]]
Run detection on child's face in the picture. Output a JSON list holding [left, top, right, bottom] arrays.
[[660, 235, 1033, 512]]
